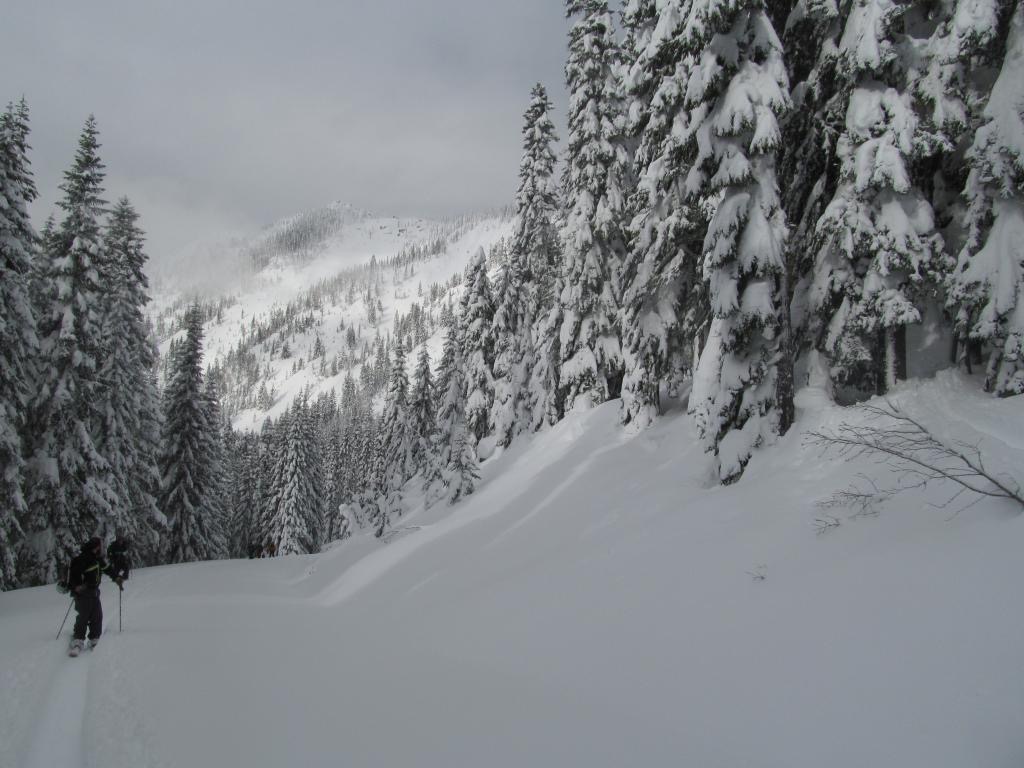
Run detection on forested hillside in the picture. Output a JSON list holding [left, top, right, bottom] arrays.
[[1, 0, 1021, 589]]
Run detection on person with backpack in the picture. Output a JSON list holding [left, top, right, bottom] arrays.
[[66, 536, 122, 657], [107, 531, 131, 582]]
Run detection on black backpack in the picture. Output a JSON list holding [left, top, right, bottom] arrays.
[[56, 563, 72, 594]]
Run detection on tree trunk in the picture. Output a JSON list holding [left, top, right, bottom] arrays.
[[776, 265, 796, 435], [883, 328, 898, 393]]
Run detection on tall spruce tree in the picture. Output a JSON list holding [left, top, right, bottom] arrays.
[[950, 3, 1024, 396], [495, 84, 562, 446], [683, 1, 793, 484], [559, 0, 629, 410], [809, 1, 942, 394], [372, 342, 413, 536], [100, 197, 164, 557], [226, 431, 257, 557], [409, 343, 437, 474], [434, 323, 479, 504], [0, 98, 38, 588], [619, 0, 710, 428], [24, 116, 117, 582], [777, 1, 847, 401], [200, 376, 230, 556], [516, 84, 562, 320], [460, 248, 496, 445], [159, 306, 223, 563], [266, 400, 321, 555], [490, 249, 532, 447]]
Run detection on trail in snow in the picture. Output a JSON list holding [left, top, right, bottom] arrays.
[[22, 647, 90, 768]]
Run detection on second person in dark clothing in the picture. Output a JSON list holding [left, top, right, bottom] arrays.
[[107, 532, 131, 582]]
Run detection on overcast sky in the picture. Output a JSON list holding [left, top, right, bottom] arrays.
[[1, 0, 572, 266]]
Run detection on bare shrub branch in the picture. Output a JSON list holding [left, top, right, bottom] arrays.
[[812, 515, 841, 535], [746, 564, 767, 581], [806, 400, 1024, 513]]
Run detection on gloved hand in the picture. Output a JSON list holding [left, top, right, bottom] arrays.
[[73, 585, 83, 595], [115, 577, 124, 590]]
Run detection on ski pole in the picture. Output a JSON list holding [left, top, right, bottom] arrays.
[[119, 585, 123, 633], [56, 599, 73, 640]]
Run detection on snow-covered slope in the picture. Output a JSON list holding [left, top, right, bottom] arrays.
[[150, 204, 515, 428], [2, 371, 1022, 767]]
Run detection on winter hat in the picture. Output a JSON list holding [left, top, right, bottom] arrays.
[[82, 536, 102, 552]]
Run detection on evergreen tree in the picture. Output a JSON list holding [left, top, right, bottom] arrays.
[[227, 432, 258, 557], [490, 250, 533, 447], [683, 1, 792, 484], [99, 197, 164, 558], [529, 285, 567, 430], [460, 248, 496, 445], [950, 3, 1024, 396], [619, 0, 710, 428], [514, 83, 562, 317], [266, 400, 320, 555], [0, 98, 38, 588], [409, 344, 437, 474], [809, 1, 942, 394], [559, 0, 629, 410], [433, 324, 479, 504], [200, 377, 230, 557], [23, 116, 116, 582], [249, 418, 279, 551], [159, 306, 223, 563], [777, 0, 847, 405], [322, 426, 346, 543], [372, 343, 413, 536], [493, 84, 562, 446]]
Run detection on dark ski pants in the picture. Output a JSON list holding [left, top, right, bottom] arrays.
[[73, 589, 102, 641]]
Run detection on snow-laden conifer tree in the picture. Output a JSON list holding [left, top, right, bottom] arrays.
[[495, 85, 562, 445], [0, 98, 38, 588], [200, 377, 230, 557], [460, 248, 495, 445], [322, 426, 349, 544], [266, 400, 321, 555], [159, 306, 223, 563], [23, 116, 117, 581], [491, 250, 532, 447], [912, 0, 1005, 170], [950, 4, 1024, 396], [682, 0, 792, 484], [409, 344, 437, 475], [249, 418, 279, 551], [226, 432, 258, 557], [777, 1, 847, 396], [433, 324, 479, 504], [529, 287, 566, 430], [99, 197, 164, 558], [619, 0, 710, 428], [516, 84, 562, 319], [559, 0, 629, 410], [809, 0, 942, 394], [372, 342, 413, 536]]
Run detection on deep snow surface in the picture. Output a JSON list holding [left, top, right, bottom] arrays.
[[1, 372, 1022, 767]]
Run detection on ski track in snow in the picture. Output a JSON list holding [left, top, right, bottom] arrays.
[[20, 617, 110, 768]]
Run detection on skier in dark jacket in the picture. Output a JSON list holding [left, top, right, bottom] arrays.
[[67, 537, 122, 656]]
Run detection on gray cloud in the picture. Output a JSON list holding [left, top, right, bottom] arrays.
[[1, 0, 572, 267]]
